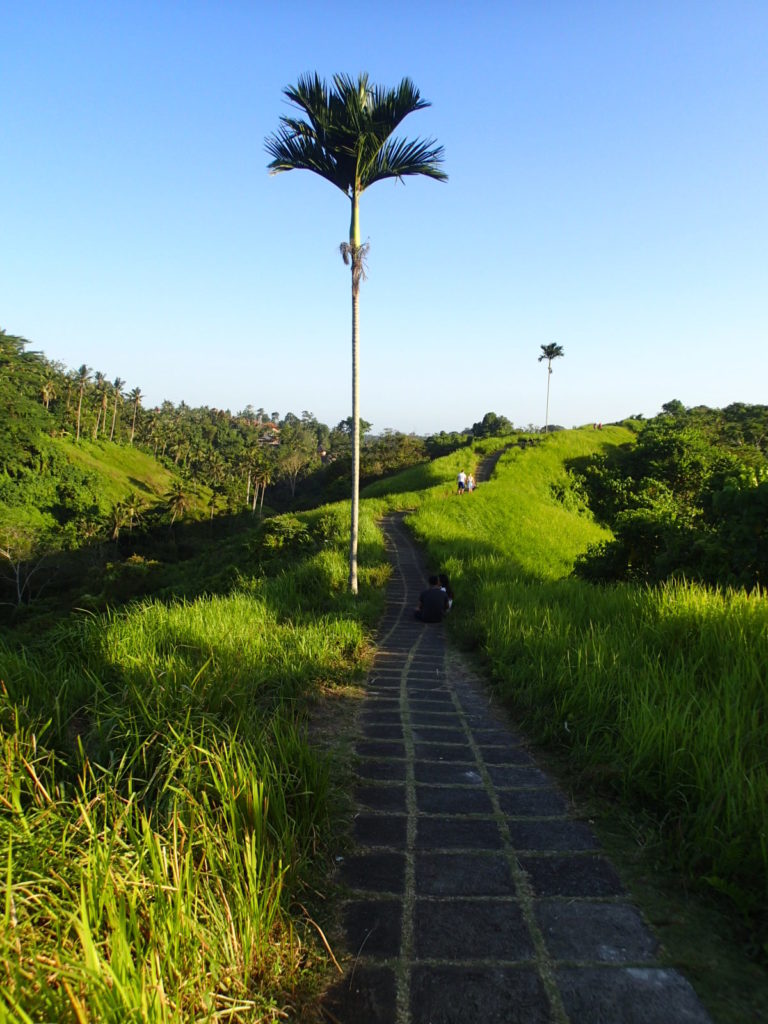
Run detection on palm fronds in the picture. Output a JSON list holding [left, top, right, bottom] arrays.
[[265, 72, 447, 196]]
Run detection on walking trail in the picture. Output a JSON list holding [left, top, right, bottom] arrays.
[[323, 454, 712, 1024]]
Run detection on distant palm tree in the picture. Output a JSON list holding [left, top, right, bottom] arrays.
[[256, 459, 274, 518], [110, 377, 125, 441], [128, 387, 142, 445], [93, 372, 108, 439], [243, 444, 261, 508], [166, 482, 190, 527], [65, 372, 75, 413], [122, 491, 145, 533], [40, 380, 56, 410], [75, 365, 91, 441], [205, 452, 227, 520], [266, 72, 446, 593], [110, 503, 128, 541], [538, 343, 565, 434]]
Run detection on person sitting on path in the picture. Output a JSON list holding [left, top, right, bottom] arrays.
[[439, 573, 454, 611], [415, 575, 450, 622], [457, 469, 467, 494]]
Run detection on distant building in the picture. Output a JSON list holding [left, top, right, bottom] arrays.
[[258, 422, 280, 445]]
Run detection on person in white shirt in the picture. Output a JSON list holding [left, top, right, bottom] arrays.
[[457, 470, 467, 494]]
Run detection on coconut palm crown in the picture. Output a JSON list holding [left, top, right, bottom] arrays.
[[266, 72, 446, 593]]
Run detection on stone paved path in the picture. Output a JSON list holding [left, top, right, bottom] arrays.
[[323, 514, 713, 1024]]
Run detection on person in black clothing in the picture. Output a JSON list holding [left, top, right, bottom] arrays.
[[415, 575, 449, 622]]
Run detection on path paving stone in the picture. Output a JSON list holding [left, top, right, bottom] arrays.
[[415, 852, 517, 896], [413, 898, 534, 959], [534, 902, 659, 963], [414, 784, 494, 814], [354, 784, 406, 812], [324, 513, 713, 1023], [556, 967, 713, 1023], [341, 852, 407, 893], [410, 966, 551, 1024]]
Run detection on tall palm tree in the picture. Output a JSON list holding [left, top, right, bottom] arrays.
[[65, 372, 76, 413], [74, 365, 91, 441], [256, 456, 274, 519], [266, 72, 446, 594], [243, 443, 262, 508], [110, 377, 125, 441], [205, 452, 226, 520], [538, 343, 565, 434], [122, 491, 145, 533], [93, 372, 108, 439], [128, 387, 142, 445], [166, 482, 190, 527], [110, 502, 128, 541], [40, 380, 56, 410]]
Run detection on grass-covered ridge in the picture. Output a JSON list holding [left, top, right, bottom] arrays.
[[400, 426, 768, 954], [406, 427, 627, 578], [57, 437, 197, 508], [0, 503, 387, 1021]]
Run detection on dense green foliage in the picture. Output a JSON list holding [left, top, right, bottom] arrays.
[[573, 404, 768, 587]]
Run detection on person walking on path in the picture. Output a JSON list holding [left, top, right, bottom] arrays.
[[457, 470, 467, 494], [414, 575, 449, 621], [467, 472, 475, 493]]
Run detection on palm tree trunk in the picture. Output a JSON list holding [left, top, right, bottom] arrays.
[[349, 192, 361, 595], [544, 365, 552, 434], [76, 387, 84, 441]]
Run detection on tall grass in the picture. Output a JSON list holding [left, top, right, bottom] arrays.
[[399, 427, 768, 944], [475, 578, 768, 912], [0, 506, 388, 1021]]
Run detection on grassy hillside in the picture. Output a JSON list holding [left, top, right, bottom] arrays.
[[56, 438, 193, 506], [406, 426, 630, 578]]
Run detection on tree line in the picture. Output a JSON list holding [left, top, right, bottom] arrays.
[[572, 401, 768, 589], [1, 329, 498, 603]]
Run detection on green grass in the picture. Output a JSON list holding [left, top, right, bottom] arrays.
[[0, 504, 387, 1022], [54, 437, 210, 515]]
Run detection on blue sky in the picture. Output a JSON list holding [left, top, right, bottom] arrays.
[[2, 1, 766, 434]]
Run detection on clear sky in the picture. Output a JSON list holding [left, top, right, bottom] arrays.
[[3, 1, 766, 435]]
